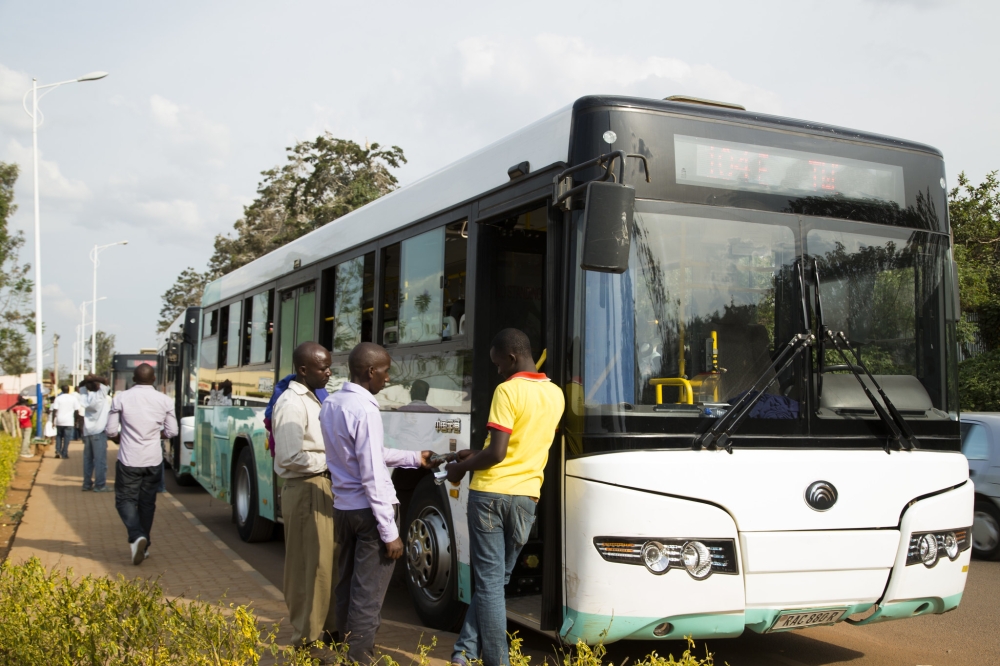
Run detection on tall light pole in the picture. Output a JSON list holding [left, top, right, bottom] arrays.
[[90, 242, 127, 373], [22, 70, 108, 436], [77, 297, 105, 384]]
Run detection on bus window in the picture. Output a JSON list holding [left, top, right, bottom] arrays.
[[297, 283, 316, 348], [324, 252, 376, 353], [382, 226, 455, 346], [201, 309, 218, 371], [249, 289, 274, 364], [220, 301, 241, 368], [443, 220, 467, 340], [381, 243, 401, 345]]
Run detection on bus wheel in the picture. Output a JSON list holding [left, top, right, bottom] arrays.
[[404, 477, 465, 631], [233, 446, 274, 542], [973, 499, 1000, 560]]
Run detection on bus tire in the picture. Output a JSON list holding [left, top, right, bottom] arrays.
[[233, 446, 274, 543], [404, 476, 465, 632], [973, 499, 1000, 560]]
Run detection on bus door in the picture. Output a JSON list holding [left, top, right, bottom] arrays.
[[472, 204, 551, 622], [274, 281, 317, 514]]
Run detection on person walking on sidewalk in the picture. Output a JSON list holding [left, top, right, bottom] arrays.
[[445, 328, 564, 666], [9, 397, 35, 458], [320, 342, 434, 663], [105, 363, 177, 565], [79, 374, 112, 492], [51, 385, 80, 459], [272, 342, 338, 648]]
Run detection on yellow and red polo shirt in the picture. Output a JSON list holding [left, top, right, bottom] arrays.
[[470, 372, 565, 497]]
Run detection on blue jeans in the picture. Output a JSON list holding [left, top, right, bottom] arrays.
[[114, 461, 162, 545], [82, 433, 108, 490], [55, 426, 73, 457], [453, 491, 537, 666]]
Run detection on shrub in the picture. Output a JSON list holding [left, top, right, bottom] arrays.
[[0, 558, 326, 665], [0, 433, 17, 504], [959, 349, 1000, 412]]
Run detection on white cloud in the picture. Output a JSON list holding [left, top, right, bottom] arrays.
[[148, 94, 230, 159], [2, 138, 91, 201], [133, 198, 205, 239], [0, 63, 33, 132], [452, 34, 783, 115], [41, 283, 80, 322]]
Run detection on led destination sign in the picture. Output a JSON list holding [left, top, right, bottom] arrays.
[[674, 135, 905, 206]]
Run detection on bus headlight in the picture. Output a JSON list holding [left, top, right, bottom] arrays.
[[906, 528, 970, 567], [593, 537, 738, 578], [917, 533, 937, 566], [682, 541, 713, 579], [641, 541, 670, 574]]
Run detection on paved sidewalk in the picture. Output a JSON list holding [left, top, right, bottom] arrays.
[[8, 440, 459, 664]]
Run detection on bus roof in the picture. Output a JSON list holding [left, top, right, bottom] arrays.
[[202, 95, 944, 307], [203, 104, 574, 306]]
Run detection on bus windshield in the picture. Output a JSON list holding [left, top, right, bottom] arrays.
[[575, 200, 958, 442]]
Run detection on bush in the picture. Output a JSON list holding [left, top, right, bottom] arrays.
[[0, 433, 18, 504], [0, 558, 326, 665], [959, 349, 1000, 412]]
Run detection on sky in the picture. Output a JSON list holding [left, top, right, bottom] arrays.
[[0, 0, 997, 370]]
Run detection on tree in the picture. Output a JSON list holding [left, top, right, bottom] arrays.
[[949, 171, 1000, 410], [158, 267, 209, 333], [0, 162, 33, 375], [88, 331, 116, 377], [207, 135, 405, 276]]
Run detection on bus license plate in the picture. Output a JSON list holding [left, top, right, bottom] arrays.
[[768, 608, 847, 632]]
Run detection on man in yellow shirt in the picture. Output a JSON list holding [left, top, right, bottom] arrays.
[[445, 328, 564, 666]]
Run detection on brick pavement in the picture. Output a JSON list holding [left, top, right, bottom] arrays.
[[8, 439, 460, 664]]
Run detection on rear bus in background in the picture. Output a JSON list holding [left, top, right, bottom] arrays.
[[191, 95, 971, 643], [156, 307, 201, 486], [110, 353, 159, 393]]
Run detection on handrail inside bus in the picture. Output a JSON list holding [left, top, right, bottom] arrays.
[[649, 377, 694, 405], [535, 348, 547, 371]]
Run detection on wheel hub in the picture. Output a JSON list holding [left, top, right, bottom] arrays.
[[236, 466, 251, 526], [406, 507, 451, 601]]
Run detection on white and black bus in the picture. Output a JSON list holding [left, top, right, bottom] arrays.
[[192, 94, 969, 643]]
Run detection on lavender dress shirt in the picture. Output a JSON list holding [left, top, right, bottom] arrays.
[[106, 384, 178, 468], [320, 382, 421, 543]]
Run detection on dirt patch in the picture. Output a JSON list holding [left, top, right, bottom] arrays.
[[0, 444, 46, 561]]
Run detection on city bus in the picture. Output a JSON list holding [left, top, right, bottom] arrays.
[[110, 353, 159, 393], [192, 94, 970, 643], [157, 307, 201, 485]]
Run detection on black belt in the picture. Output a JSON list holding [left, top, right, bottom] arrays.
[[296, 470, 331, 480]]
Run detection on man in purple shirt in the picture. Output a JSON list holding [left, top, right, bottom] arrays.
[[320, 342, 433, 663], [106, 363, 177, 566]]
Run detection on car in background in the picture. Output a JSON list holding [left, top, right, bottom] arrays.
[[961, 413, 1000, 560]]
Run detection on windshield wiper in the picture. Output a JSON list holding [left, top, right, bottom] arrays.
[[825, 329, 917, 452], [694, 332, 815, 453]]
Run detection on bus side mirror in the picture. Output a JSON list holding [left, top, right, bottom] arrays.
[[580, 180, 634, 274]]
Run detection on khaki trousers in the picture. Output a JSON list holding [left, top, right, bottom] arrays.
[[283, 475, 338, 645]]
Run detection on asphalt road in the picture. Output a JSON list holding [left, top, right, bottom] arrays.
[[165, 472, 1000, 665]]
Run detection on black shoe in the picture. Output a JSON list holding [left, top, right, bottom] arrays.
[[82, 486, 93, 491], [54, 453, 61, 459]]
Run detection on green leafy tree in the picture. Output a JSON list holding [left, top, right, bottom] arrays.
[[207, 135, 405, 276], [949, 171, 1000, 410], [88, 331, 116, 377], [0, 162, 33, 375], [157, 267, 209, 333]]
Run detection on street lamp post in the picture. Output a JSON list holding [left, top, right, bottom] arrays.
[[90, 242, 127, 373], [77, 297, 105, 384], [22, 71, 108, 436]]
